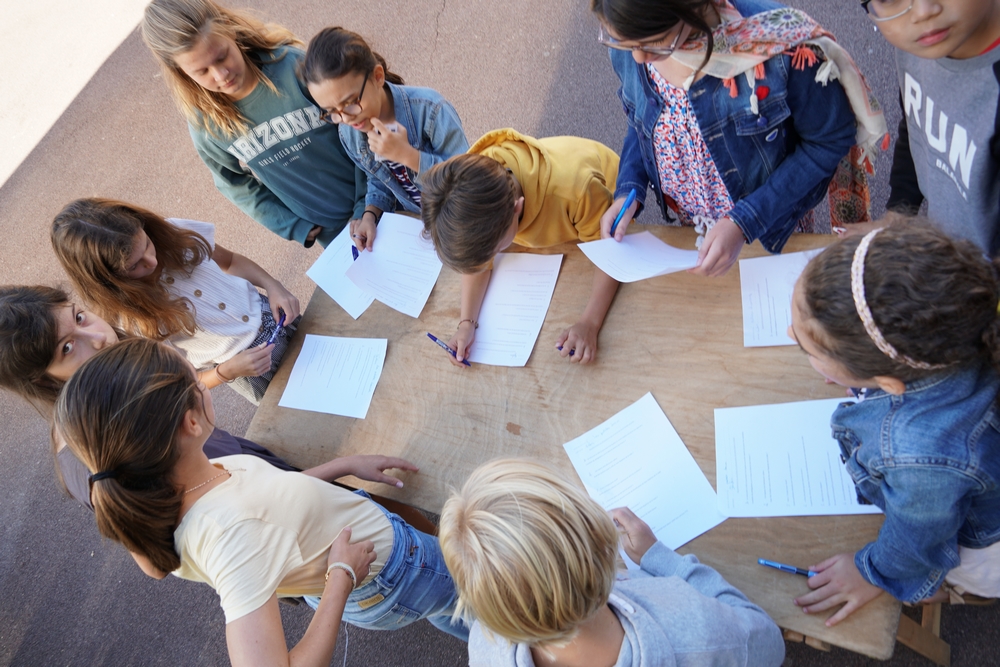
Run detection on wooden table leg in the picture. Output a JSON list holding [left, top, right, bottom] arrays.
[[896, 606, 950, 667]]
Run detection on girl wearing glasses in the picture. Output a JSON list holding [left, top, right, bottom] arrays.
[[592, 0, 887, 277], [303, 27, 468, 253], [141, 0, 368, 249], [861, 0, 1000, 256]]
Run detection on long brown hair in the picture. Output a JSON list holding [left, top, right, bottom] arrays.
[[141, 0, 301, 138], [51, 198, 210, 339], [801, 217, 1000, 383], [591, 0, 717, 67], [55, 339, 203, 573], [301, 27, 405, 88]]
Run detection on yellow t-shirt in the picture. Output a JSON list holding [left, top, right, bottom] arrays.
[[172, 455, 394, 623], [470, 129, 619, 247]]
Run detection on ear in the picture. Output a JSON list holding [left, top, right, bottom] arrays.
[[874, 376, 906, 395], [179, 407, 206, 439], [514, 196, 525, 218], [373, 63, 385, 88]]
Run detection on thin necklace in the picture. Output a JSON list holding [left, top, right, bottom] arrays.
[[184, 469, 231, 495]]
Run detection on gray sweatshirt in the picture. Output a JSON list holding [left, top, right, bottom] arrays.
[[468, 542, 785, 667], [888, 46, 1000, 254]]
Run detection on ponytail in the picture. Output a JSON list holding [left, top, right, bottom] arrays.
[[55, 339, 202, 573], [302, 27, 405, 89]]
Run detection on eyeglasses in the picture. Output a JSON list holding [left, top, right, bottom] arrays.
[[319, 70, 369, 124], [597, 23, 684, 57], [860, 0, 913, 22]]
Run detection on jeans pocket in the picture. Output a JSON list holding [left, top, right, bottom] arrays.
[[362, 601, 421, 629]]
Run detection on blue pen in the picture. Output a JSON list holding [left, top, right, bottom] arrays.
[[351, 245, 359, 261], [610, 188, 637, 237], [758, 558, 815, 578], [427, 333, 472, 367], [266, 313, 286, 346]]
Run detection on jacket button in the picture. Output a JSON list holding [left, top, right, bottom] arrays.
[[242, 315, 249, 322], [218, 302, 226, 310], [165, 276, 175, 284], [194, 289, 202, 297]]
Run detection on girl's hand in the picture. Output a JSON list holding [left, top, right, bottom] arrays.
[[221, 343, 272, 379], [447, 322, 476, 367], [264, 282, 300, 323], [689, 217, 745, 277], [340, 455, 419, 488], [350, 214, 377, 252], [367, 118, 417, 167], [555, 320, 599, 364], [793, 552, 884, 627], [610, 507, 657, 563], [326, 527, 376, 591], [601, 196, 639, 241]]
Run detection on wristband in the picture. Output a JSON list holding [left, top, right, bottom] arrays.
[[214, 365, 235, 384], [325, 561, 357, 589], [362, 210, 378, 224], [458, 318, 478, 329]]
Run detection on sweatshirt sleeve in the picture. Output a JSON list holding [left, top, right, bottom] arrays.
[[641, 542, 786, 666], [188, 124, 317, 245], [572, 164, 617, 242], [886, 94, 924, 214]]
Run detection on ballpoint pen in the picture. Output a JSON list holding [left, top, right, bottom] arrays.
[[610, 188, 637, 236], [758, 558, 815, 577], [266, 313, 287, 346], [427, 332, 472, 366]]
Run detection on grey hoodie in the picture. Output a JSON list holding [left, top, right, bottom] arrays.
[[468, 542, 784, 667]]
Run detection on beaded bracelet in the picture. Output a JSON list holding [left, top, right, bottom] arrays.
[[325, 561, 358, 589]]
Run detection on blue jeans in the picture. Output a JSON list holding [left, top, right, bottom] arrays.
[[305, 492, 468, 641]]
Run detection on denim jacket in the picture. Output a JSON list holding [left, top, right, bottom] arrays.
[[339, 82, 468, 214], [832, 363, 1000, 602], [608, 0, 856, 253]]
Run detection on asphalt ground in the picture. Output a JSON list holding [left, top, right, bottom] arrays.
[[1, 1, 997, 665]]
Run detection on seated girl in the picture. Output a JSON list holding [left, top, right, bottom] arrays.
[[438, 458, 784, 666], [56, 338, 468, 667]]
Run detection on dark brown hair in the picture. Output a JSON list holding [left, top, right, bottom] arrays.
[[0, 286, 70, 412], [420, 154, 517, 273], [801, 217, 1000, 383], [51, 198, 211, 340], [301, 27, 404, 88], [55, 339, 203, 573], [591, 0, 717, 66]]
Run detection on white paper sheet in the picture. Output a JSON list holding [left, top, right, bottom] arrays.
[[564, 393, 727, 566], [715, 398, 882, 517], [278, 334, 387, 419], [306, 225, 375, 320], [345, 213, 443, 318], [466, 253, 563, 367], [738, 249, 821, 347], [578, 231, 699, 283]]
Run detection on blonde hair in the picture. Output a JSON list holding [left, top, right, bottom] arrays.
[[141, 0, 301, 138], [439, 458, 618, 646], [51, 198, 210, 339], [420, 154, 517, 273]]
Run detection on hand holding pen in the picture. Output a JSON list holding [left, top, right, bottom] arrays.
[[427, 333, 472, 367], [266, 313, 287, 346], [603, 188, 638, 241]]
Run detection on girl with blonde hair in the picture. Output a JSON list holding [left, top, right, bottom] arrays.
[[142, 0, 367, 248]]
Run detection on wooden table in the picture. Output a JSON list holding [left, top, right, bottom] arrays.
[[248, 225, 904, 659]]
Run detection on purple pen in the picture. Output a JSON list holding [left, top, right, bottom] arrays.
[[266, 313, 286, 346], [427, 333, 471, 367], [351, 245, 359, 261]]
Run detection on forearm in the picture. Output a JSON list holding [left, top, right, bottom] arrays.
[[286, 571, 353, 667], [300, 457, 357, 483], [460, 270, 492, 322], [578, 269, 619, 328], [199, 367, 227, 390], [219, 249, 282, 293]]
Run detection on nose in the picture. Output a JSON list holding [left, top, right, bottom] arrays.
[[81, 328, 108, 349], [212, 66, 230, 83], [631, 49, 655, 64], [911, 0, 942, 20]]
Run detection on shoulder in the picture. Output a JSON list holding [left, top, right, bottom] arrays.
[[257, 45, 304, 71], [166, 218, 216, 247]]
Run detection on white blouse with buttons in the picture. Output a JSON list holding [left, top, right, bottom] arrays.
[[163, 219, 263, 370]]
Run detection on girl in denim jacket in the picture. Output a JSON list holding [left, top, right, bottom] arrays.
[[303, 28, 469, 254], [592, 0, 887, 276], [787, 218, 1000, 626]]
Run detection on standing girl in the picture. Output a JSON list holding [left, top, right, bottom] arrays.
[[51, 197, 299, 405], [302, 27, 468, 252], [592, 0, 887, 276], [788, 219, 1000, 625], [142, 0, 367, 248], [57, 339, 466, 666]]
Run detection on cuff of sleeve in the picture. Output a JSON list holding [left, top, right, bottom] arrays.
[[638, 541, 687, 577], [614, 183, 648, 220], [417, 151, 437, 175], [365, 192, 396, 214], [728, 200, 764, 244]]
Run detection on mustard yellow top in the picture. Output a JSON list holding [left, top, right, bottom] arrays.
[[469, 129, 619, 247]]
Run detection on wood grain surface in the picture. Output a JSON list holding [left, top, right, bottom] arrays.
[[247, 225, 901, 658]]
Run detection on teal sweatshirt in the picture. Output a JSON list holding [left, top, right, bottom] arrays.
[[189, 46, 367, 247]]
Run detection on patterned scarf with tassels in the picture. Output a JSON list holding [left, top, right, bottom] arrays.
[[670, 1, 889, 226]]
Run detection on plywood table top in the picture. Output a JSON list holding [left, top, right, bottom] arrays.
[[247, 225, 901, 659]]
